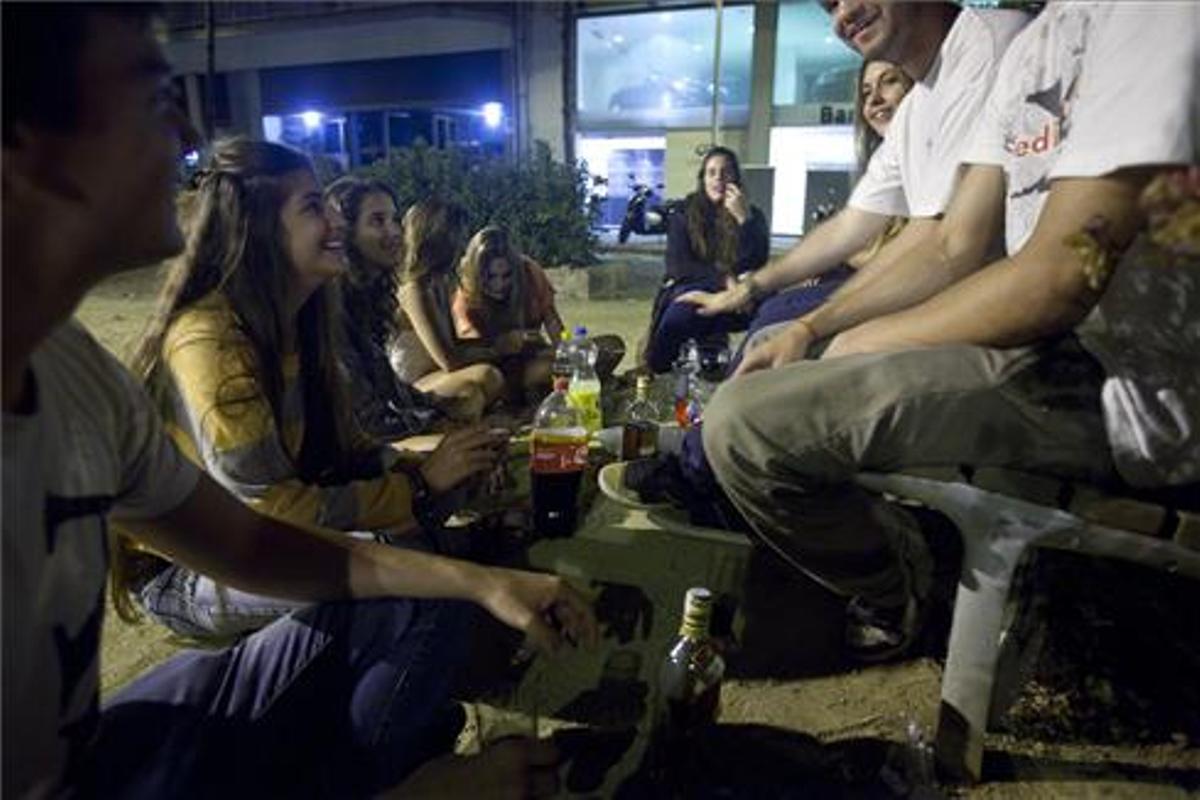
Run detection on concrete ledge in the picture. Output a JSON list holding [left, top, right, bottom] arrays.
[[545, 254, 665, 302]]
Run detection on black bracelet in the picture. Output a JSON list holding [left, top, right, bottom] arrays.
[[393, 461, 441, 532]]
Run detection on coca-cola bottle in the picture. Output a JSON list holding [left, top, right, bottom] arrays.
[[530, 377, 589, 538]]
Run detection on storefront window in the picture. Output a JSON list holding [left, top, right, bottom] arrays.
[[768, 125, 856, 235], [577, 6, 754, 130], [576, 134, 666, 228], [773, 0, 860, 107]]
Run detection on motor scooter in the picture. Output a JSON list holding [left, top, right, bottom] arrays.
[[618, 175, 678, 243]]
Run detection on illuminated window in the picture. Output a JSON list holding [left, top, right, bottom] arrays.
[[773, 0, 860, 107], [577, 6, 754, 130]]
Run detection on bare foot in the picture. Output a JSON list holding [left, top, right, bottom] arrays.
[[383, 737, 560, 799]]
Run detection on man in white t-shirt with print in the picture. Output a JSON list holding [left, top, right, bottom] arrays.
[[2, 6, 596, 797], [679, 1, 1028, 352], [702, 1, 1198, 659]]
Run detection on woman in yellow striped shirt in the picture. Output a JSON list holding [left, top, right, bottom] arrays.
[[116, 138, 504, 638]]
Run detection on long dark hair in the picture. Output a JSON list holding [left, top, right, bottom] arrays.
[[324, 176, 402, 353], [685, 146, 743, 272], [457, 226, 528, 336], [130, 137, 368, 483]]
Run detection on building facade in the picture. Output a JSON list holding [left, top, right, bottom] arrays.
[[163, 1, 864, 235]]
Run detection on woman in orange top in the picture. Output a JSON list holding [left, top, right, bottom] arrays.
[[452, 226, 565, 401]]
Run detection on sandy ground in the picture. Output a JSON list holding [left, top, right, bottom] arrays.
[[76, 261, 1199, 798]]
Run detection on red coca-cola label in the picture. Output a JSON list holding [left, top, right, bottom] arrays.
[[531, 431, 588, 474]]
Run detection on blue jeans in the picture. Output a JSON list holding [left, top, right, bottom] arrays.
[[678, 266, 855, 488], [79, 598, 468, 798], [735, 265, 854, 364], [646, 278, 751, 374]]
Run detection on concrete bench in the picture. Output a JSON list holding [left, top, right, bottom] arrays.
[[855, 467, 1200, 783]]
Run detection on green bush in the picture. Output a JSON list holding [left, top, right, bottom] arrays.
[[352, 140, 599, 266]]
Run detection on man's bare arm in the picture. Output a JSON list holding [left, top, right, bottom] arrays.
[[734, 166, 1004, 376], [676, 205, 892, 316], [808, 165, 1006, 341], [120, 474, 597, 651], [824, 170, 1152, 357]]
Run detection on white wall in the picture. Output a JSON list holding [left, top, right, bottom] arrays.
[[768, 125, 855, 235]]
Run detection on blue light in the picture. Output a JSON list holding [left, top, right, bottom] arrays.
[[183, 149, 201, 167], [482, 102, 503, 129], [300, 110, 324, 131]]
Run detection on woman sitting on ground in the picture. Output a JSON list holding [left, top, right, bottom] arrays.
[[643, 145, 769, 373], [324, 176, 445, 439], [391, 200, 510, 419], [451, 225, 565, 403], [113, 139, 505, 639]]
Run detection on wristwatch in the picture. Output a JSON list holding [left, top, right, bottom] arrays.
[[739, 272, 770, 303]]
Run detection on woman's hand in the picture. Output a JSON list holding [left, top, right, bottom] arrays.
[[675, 281, 753, 316], [476, 567, 599, 654], [495, 330, 526, 357], [724, 183, 749, 225], [419, 425, 507, 494]]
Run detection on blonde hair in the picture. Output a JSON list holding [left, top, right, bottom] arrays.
[[400, 199, 468, 283]]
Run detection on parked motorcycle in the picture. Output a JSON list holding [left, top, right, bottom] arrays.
[[618, 176, 680, 243]]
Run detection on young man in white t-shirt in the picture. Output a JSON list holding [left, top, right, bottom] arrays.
[[702, 2, 1198, 658], [678, 1, 1028, 355], [1, 7, 596, 797]]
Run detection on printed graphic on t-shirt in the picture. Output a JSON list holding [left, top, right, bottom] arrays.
[[1002, 9, 1092, 250]]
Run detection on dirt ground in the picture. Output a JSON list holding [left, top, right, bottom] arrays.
[[77, 261, 1199, 798]]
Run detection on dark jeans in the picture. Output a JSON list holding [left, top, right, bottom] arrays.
[[731, 266, 854, 370], [646, 278, 751, 374], [80, 598, 468, 798], [680, 266, 855, 489]]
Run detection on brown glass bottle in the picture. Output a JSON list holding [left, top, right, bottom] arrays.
[[649, 587, 725, 793]]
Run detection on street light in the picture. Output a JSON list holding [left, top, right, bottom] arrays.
[[482, 102, 503, 129], [301, 110, 324, 132]]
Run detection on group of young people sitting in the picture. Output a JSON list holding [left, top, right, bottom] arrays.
[[4, 0, 1196, 797], [4, 5, 601, 796], [625, 0, 1198, 667]]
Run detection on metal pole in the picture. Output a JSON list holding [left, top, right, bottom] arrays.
[[204, 1, 216, 141], [710, 0, 724, 148]]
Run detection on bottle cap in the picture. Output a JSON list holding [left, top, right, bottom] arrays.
[[679, 586, 714, 638]]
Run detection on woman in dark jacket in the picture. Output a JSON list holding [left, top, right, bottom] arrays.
[[643, 146, 769, 373]]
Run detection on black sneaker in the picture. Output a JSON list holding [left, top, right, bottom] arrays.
[[624, 454, 751, 533]]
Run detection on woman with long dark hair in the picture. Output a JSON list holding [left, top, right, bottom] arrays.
[[324, 176, 445, 438], [391, 199, 509, 419], [643, 146, 769, 373], [113, 139, 505, 638], [451, 225, 565, 402]]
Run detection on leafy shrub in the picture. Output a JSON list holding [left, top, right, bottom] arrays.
[[352, 140, 598, 266]]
